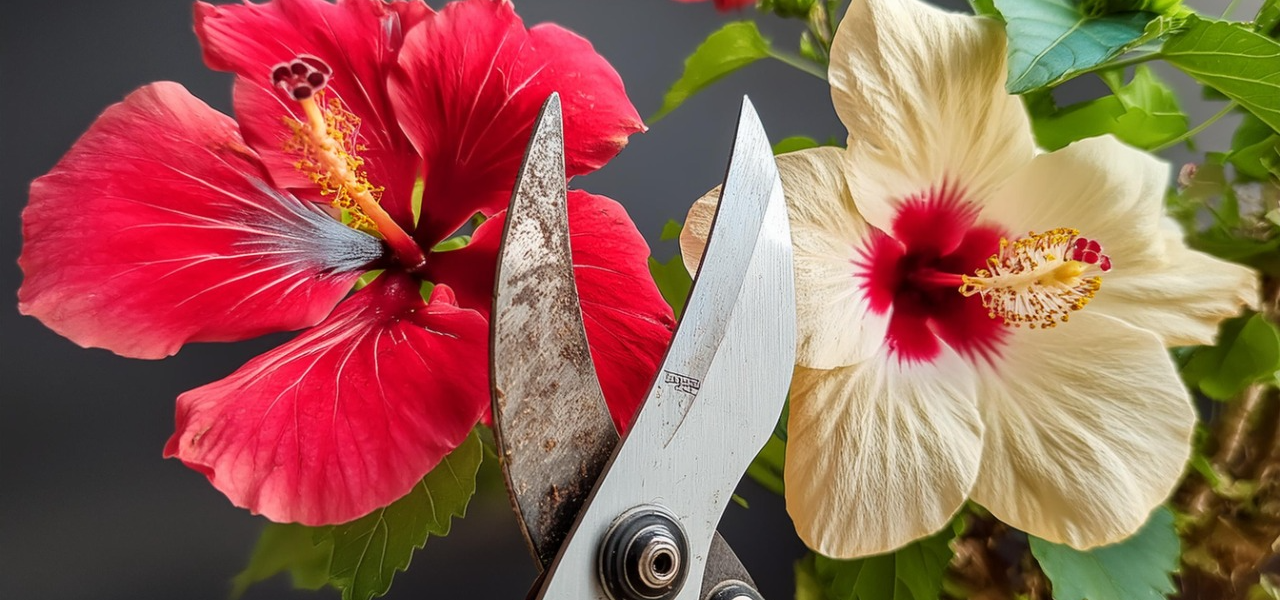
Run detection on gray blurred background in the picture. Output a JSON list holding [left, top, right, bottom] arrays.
[[0, 0, 1244, 599]]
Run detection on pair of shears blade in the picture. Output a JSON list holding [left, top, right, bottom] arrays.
[[490, 94, 762, 597], [529, 96, 796, 600], [490, 92, 618, 569]]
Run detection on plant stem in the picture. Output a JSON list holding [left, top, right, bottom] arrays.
[[1152, 101, 1239, 153], [1222, 0, 1243, 19], [1073, 51, 1163, 79], [768, 50, 828, 81]]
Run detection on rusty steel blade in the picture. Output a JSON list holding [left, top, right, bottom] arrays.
[[490, 93, 617, 569]]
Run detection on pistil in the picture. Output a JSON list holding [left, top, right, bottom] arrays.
[[958, 228, 1112, 329], [272, 55, 426, 272]]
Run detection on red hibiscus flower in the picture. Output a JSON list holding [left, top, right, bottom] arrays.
[[673, 0, 757, 12], [17, 0, 673, 526]]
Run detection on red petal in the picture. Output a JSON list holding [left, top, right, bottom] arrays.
[[429, 191, 675, 432], [18, 82, 383, 359], [194, 0, 430, 228], [391, 0, 645, 245], [164, 274, 488, 525]]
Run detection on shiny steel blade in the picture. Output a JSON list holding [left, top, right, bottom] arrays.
[[534, 97, 797, 600], [490, 93, 616, 569]]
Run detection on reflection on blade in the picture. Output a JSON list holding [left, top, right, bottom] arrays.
[[489, 93, 617, 569], [535, 97, 797, 600]]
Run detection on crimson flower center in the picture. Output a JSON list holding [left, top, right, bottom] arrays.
[[855, 185, 1111, 363]]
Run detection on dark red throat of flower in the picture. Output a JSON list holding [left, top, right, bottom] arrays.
[[856, 184, 1112, 364]]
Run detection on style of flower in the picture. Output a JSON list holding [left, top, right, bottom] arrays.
[[673, 0, 756, 12], [19, 0, 674, 526], [681, 0, 1258, 558]]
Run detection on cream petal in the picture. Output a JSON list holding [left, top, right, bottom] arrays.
[[830, 0, 1035, 232], [983, 136, 1165, 260], [681, 148, 886, 368], [679, 187, 718, 274], [1089, 219, 1259, 346], [983, 136, 1257, 345], [786, 349, 983, 558], [970, 312, 1195, 549]]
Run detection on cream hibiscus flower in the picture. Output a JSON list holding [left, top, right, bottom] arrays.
[[680, 0, 1259, 558]]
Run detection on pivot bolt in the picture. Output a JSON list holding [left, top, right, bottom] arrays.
[[598, 506, 690, 600]]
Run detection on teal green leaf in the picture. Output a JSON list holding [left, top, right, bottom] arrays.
[[1182, 314, 1280, 401], [796, 526, 956, 600], [231, 523, 332, 599], [1164, 18, 1280, 133], [653, 22, 773, 121], [323, 430, 483, 600], [1030, 507, 1179, 600], [1229, 112, 1280, 181], [1027, 65, 1187, 150], [995, 0, 1156, 93]]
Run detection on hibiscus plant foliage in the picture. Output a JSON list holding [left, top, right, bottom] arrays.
[[13, 0, 1280, 599]]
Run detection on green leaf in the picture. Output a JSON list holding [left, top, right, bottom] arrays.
[[745, 433, 786, 495], [773, 135, 821, 155], [1030, 507, 1179, 600], [995, 0, 1156, 93], [1027, 65, 1188, 150], [649, 221, 694, 319], [432, 235, 471, 252], [797, 526, 956, 600], [353, 269, 384, 291], [1079, 0, 1185, 16], [969, 0, 1001, 19], [1182, 314, 1280, 400], [323, 430, 484, 600], [649, 255, 693, 319], [1258, 0, 1280, 36], [1164, 18, 1280, 133], [1229, 112, 1280, 181], [653, 22, 773, 121], [659, 219, 684, 242], [231, 523, 332, 599]]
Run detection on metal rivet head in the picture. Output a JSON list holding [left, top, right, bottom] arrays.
[[598, 506, 689, 600]]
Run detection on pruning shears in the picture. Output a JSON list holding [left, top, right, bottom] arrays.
[[490, 93, 796, 600]]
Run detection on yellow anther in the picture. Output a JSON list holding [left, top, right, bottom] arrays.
[[285, 93, 384, 232], [959, 228, 1112, 329]]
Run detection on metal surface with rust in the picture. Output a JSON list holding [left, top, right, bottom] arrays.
[[490, 93, 618, 569], [532, 97, 796, 600]]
